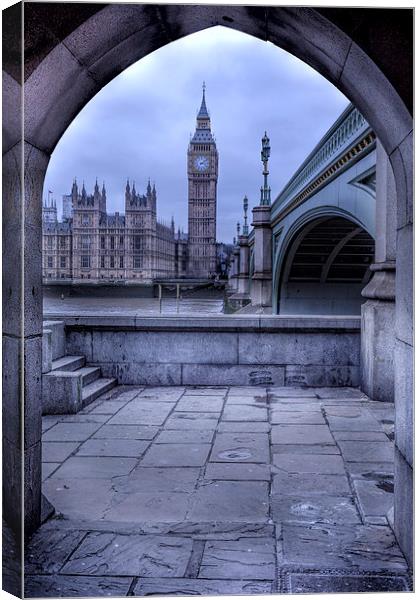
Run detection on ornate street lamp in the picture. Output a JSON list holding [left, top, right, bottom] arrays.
[[243, 195, 249, 235], [260, 131, 271, 206]]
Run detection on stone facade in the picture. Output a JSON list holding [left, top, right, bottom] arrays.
[[42, 180, 188, 282]]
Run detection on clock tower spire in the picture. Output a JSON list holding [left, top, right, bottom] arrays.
[[187, 82, 218, 278]]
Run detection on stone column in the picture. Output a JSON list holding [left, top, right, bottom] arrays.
[[360, 141, 396, 402], [391, 130, 413, 568], [229, 244, 240, 292], [237, 234, 250, 295], [251, 205, 272, 307]]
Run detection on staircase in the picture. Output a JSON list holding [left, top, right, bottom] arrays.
[[42, 320, 116, 414]]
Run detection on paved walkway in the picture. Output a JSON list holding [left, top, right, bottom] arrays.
[[26, 386, 411, 596]]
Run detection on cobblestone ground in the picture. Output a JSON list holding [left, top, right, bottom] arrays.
[[25, 386, 412, 596]]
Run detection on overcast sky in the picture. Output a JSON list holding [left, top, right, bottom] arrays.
[[44, 26, 349, 242]]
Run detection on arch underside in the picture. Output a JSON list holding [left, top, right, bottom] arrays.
[[278, 216, 374, 315]]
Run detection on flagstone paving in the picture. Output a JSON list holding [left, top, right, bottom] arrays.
[[25, 385, 412, 596]]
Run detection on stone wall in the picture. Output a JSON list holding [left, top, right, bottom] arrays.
[[48, 315, 362, 387]]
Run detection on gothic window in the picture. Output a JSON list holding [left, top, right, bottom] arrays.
[[81, 214, 90, 226], [81, 235, 91, 250], [119, 256, 124, 269], [81, 255, 90, 268], [60, 256, 66, 268], [134, 235, 142, 251], [60, 237, 66, 248], [100, 256, 105, 269], [110, 236, 115, 250], [47, 256, 53, 268], [133, 256, 142, 269], [119, 236, 124, 247], [110, 256, 115, 268], [100, 236, 105, 249], [47, 237, 53, 250]]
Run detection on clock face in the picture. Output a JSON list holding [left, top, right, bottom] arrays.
[[194, 155, 209, 172]]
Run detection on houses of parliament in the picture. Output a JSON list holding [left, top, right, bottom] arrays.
[[42, 85, 218, 283]]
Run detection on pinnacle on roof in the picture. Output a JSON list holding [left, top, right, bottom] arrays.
[[197, 81, 210, 119]]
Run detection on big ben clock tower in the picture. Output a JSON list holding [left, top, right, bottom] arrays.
[[187, 83, 218, 277]]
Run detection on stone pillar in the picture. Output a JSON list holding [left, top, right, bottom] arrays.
[[360, 141, 396, 402], [237, 234, 250, 295], [251, 205, 272, 306], [229, 245, 240, 292], [391, 130, 413, 568]]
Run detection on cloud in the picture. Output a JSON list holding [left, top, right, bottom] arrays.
[[44, 26, 348, 242]]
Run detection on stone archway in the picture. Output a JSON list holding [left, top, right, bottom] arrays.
[[2, 3, 412, 567]]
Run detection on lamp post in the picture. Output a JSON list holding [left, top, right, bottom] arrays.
[[243, 195, 249, 235], [260, 132, 271, 206]]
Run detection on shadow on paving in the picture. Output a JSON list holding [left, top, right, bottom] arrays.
[[24, 385, 412, 596]]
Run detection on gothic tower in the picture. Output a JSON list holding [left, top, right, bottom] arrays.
[[187, 83, 218, 277]]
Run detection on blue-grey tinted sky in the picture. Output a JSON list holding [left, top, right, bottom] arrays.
[[43, 26, 349, 242]]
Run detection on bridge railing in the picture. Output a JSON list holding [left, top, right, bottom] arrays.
[[271, 104, 371, 218]]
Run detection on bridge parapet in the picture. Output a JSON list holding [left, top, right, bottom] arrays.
[[272, 105, 373, 221]]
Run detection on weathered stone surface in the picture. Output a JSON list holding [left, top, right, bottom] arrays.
[[26, 528, 85, 574], [229, 387, 268, 396], [205, 463, 271, 481], [42, 422, 102, 442], [316, 387, 368, 399], [272, 473, 351, 496], [333, 430, 389, 441], [88, 400, 132, 415], [76, 438, 150, 457], [271, 444, 340, 455], [226, 394, 268, 406], [104, 492, 191, 523], [165, 412, 218, 430], [183, 387, 227, 396], [282, 572, 411, 594], [189, 482, 269, 522], [273, 453, 345, 475], [217, 421, 270, 433], [337, 441, 394, 462], [113, 467, 200, 494], [281, 523, 408, 571], [270, 387, 317, 398], [345, 462, 394, 478], [271, 495, 361, 525], [175, 395, 224, 412], [326, 411, 383, 432], [199, 538, 276, 580], [210, 433, 269, 463], [92, 424, 159, 440], [271, 425, 335, 445], [42, 463, 60, 481], [141, 443, 211, 467], [43, 478, 116, 520], [154, 429, 214, 444], [106, 401, 173, 425], [222, 404, 268, 422], [25, 575, 132, 597], [269, 402, 322, 412], [133, 578, 273, 596], [353, 478, 394, 518], [42, 442, 80, 463], [270, 411, 325, 425], [50, 456, 137, 478], [61, 532, 193, 576]]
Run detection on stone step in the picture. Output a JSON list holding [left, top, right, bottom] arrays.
[[79, 366, 101, 386], [82, 378, 117, 405], [51, 355, 85, 372]]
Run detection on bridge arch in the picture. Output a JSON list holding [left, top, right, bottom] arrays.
[[274, 212, 374, 315], [272, 205, 371, 309]]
